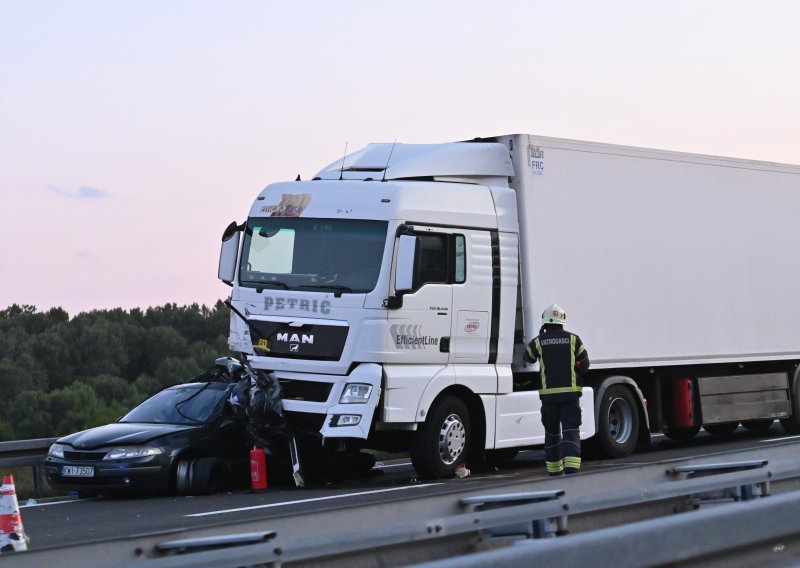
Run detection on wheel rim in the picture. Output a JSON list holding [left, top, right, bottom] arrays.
[[607, 396, 633, 444], [438, 413, 466, 465]]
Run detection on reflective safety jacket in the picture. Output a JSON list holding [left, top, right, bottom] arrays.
[[525, 325, 590, 400]]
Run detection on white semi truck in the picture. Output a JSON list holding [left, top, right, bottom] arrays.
[[217, 134, 800, 479]]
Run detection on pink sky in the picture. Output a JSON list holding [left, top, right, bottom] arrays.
[[2, 1, 799, 315]]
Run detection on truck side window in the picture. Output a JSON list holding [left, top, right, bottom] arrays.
[[417, 235, 447, 286], [414, 233, 466, 288], [454, 234, 466, 284]]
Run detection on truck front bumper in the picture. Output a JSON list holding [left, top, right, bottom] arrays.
[[275, 363, 382, 440]]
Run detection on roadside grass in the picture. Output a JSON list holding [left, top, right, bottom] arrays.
[[0, 465, 63, 501]]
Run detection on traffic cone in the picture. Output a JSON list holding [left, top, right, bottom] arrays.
[[1, 474, 29, 553]]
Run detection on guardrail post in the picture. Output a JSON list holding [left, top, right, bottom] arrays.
[[33, 463, 43, 499]]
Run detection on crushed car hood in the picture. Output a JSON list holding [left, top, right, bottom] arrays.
[[60, 422, 198, 449]]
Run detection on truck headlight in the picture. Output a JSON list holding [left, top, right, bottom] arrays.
[[340, 383, 372, 404], [104, 447, 163, 460], [48, 443, 67, 459]]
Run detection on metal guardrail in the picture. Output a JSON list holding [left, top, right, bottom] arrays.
[[132, 457, 791, 567], [12, 446, 798, 567], [128, 496, 576, 568], [106, 460, 794, 567], [415, 487, 800, 568], [0, 437, 58, 498], [7, 441, 800, 566]]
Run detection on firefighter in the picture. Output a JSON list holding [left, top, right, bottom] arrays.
[[524, 304, 590, 476]]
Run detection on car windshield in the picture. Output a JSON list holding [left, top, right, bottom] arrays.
[[238, 218, 388, 293], [120, 383, 229, 425]]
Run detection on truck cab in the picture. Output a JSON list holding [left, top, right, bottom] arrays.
[[218, 141, 598, 478]]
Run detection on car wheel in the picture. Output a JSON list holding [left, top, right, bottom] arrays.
[[174, 458, 196, 495], [194, 458, 221, 495]]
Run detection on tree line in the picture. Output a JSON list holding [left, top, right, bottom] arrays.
[[0, 301, 231, 441]]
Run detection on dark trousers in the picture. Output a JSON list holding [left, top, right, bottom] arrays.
[[541, 398, 582, 474]]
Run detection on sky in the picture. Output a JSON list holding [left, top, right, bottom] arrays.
[[1, 1, 799, 316]]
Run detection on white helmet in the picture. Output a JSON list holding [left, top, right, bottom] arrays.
[[541, 304, 566, 326]]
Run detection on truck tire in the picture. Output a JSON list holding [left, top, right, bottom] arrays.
[[704, 422, 739, 436], [411, 396, 470, 479], [742, 419, 773, 432], [664, 425, 701, 441], [595, 385, 639, 458], [780, 365, 800, 434]]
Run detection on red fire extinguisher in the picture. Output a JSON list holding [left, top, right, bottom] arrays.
[[250, 446, 268, 491]]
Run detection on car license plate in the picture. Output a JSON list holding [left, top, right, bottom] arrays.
[[61, 465, 95, 478]]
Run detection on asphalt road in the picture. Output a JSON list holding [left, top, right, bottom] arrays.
[[20, 424, 800, 552]]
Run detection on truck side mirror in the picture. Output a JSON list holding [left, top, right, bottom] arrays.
[[395, 234, 417, 293], [218, 221, 242, 286]]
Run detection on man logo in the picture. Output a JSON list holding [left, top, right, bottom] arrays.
[[290, 344, 299, 353], [277, 332, 314, 344]]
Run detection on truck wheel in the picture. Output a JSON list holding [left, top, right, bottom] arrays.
[[664, 425, 701, 440], [780, 417, 800, 434], [411, 396, 470, 479], [595, 385, 639, 458], [780, 365, 800, 433], [704, 422, 739, 436], [742, 419, 773, 432]]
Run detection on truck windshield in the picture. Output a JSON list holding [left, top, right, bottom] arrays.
[[239, 218, 388, 293]]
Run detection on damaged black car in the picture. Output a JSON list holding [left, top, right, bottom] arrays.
[[43, 371, 250, 497]]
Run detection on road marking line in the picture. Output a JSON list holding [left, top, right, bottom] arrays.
[[186, 484, 443, 517], [761, 434, 800, 443], [20, 499, 90, 508]]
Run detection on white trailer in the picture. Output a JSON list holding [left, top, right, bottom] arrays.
[[218, 134, 800, 479]]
